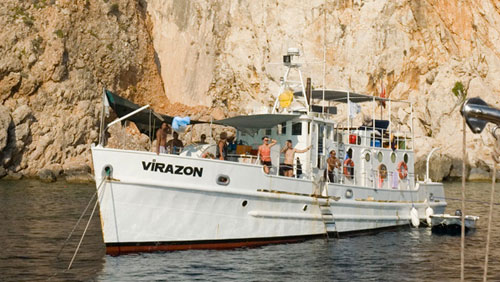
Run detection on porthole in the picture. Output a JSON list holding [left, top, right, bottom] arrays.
[[345, 189, 353, 199], [391, 152, 396, 163], [242, 200, 248, 207], [404, 153, 409, 163], [216, 174, 230, 186], [302, 204, 308, 211], [365, 152, 370, 162], [377, 151, 383, 162], [102, 165, 113, 178]]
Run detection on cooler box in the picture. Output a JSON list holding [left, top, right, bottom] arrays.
[[349, 134, 357, 144], [236, 145, 252, 154], [370, 139, 381, 147]]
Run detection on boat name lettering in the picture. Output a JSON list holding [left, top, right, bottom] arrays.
[[141, 161, 203, 177]]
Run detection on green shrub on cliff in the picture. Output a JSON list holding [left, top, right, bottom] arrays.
[[452, 81, 466, 101]]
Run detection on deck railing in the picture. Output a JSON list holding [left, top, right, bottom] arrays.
[[335, 124, 413, 150]]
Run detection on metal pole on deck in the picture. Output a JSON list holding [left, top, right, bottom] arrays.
[[322, 1, 326, 115], [347, 92, 350, 139], [299, 70, 309, 113], [411, 102, 414, 149], [372, 96, 375, 147], [98, 87, 106, 146], [389, 99, 392, 146]]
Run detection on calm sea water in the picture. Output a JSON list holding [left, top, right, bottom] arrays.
[[1, 179, 500, 281]]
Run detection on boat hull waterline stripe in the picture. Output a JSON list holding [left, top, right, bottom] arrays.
[[105, 234, 324, 255]]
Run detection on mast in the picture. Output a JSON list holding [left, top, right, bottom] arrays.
[[322, 0, 326, 115], [272, 48, 309, 114]]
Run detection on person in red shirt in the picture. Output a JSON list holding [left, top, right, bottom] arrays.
[[258, 136, 277, 174]]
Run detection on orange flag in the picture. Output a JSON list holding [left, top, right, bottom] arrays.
[[379, 81, 386, 108]]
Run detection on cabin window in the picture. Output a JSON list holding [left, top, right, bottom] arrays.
[[281, 122, 287, 135], [365, 153, 370, 162], [265, 128, 272, 136], [292, 122, 302, 135], [404, 153, 409, 163]]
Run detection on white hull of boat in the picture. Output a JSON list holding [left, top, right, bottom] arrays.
[[92, 146, 446, 255]]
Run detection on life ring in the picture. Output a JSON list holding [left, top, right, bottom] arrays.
[[343, 158, 354, 179], [397, 161, 408, 179]]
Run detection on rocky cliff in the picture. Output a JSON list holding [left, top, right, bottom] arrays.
[[0, 0, 188, 181], [0, 0, 499, 182]]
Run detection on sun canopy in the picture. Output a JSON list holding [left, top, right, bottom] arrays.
[[294, 89, 390, 103], [105, 90, 205, 136], [213, 114, 300, 130]]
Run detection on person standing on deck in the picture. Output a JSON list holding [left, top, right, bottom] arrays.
[[326, 150, 341, 182], [198, 134, 207, 144], [281, 140, 311, 177], [156, 122, 169, 155], [166, 132, 184, 154], [258, 136, 277, 174], [216, 132, 228, 160]]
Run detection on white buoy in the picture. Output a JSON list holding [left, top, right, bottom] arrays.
[[410, 207, 420, 227], [425, 207, 434, 226]]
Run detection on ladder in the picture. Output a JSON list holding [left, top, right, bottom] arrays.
[[318, 180, 337, 239], [319, 201, 336, 239]]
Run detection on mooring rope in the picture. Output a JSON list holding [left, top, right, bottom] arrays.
[[483, 128, 500, 281], [67, 193, 100, 270], [432, 196, 500, 206], [46, 176, 108, 280], [56, 176, 107, 259]]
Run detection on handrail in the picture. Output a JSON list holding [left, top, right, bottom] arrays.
[[425, 147, 440, 183]]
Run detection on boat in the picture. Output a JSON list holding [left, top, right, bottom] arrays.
[[91, 49, 447, 255], [430, 211, 479, 235]]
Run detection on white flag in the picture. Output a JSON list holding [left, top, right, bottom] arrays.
[[348, 100, 360, 119], [103, 89, 110, 117]]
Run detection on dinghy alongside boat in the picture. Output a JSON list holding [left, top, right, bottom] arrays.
[[430, 211, 479, 235]]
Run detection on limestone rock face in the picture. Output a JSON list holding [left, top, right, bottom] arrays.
[[38, 168, 56, 183], [1, 0, 500, 181], [0, 0, 177, 180], [0, 105, 11, 152], [146, 0, 500, 181]]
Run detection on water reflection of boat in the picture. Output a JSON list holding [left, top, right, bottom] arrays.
[[91, 49, 447, 255]]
